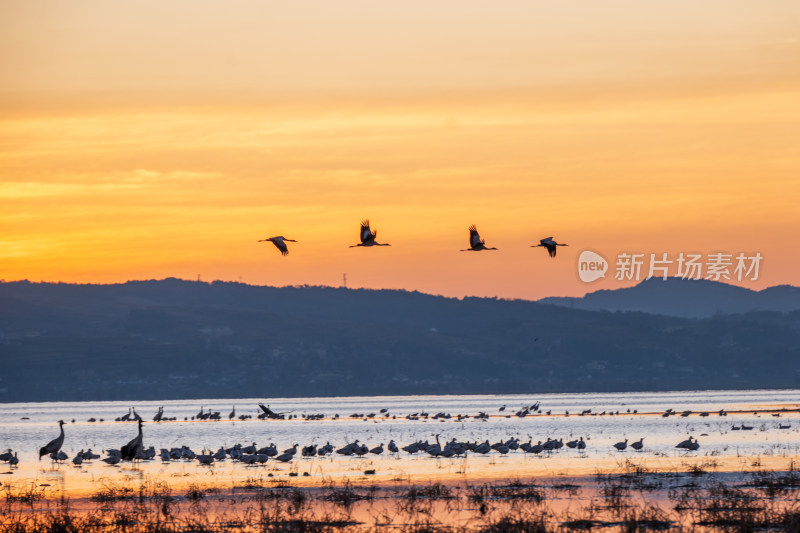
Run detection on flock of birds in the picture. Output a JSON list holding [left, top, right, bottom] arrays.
[[14, 419, 695, 469], [0, 401, 727, 470], [259, 220, 568, 257]]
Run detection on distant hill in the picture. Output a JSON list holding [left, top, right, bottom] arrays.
[[1, 279, 799, 402], [539, 278, 800, 318]]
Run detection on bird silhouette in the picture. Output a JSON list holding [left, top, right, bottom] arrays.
[[532, 237, 568, 257], [121, 420, 144, 461], [350, 220, 390, 247], [461, 225, 497, 251], [258, 236, 297, 256], [39, 420, 65, 460], [370, 443, 384, 455], [102, 454, 121, 465], [613, 438, 628, 451]]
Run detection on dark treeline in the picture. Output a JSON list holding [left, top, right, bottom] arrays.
[[1, 279, 799, 401]]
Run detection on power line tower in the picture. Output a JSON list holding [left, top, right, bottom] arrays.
[[342, 273, 347, 288]]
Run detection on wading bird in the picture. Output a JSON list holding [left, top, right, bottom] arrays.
[[39, 420, 65, 460], [258, 236, 298, 256], [532, 237, 568, 258], [121, 420, 144, 461], [350, 220, 390, 247], [461, 225, 497, 251]]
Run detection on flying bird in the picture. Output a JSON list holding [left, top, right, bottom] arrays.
[[350, 219, 390, 247], [532, 237, 568, 257], [258, 236, 297, 256], [461, 225, 497, 251]]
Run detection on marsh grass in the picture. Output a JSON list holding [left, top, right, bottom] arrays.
[[2, 469, 800, 532], [320, 481, 375, 507], [3, 483, 46, 504], [185, 483, 207, 501], [746, 469, 800, 498], [468, 481, 545, 504], [404, 483, 455, 501], [480, 513, 548, 533]]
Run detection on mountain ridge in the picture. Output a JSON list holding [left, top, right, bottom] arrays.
[[1, 279, 798, 402], [538, 277, 800, 318]]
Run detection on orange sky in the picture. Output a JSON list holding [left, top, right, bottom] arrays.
[[2, 1, 799, 299]]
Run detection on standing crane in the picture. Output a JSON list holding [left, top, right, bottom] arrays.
[[258, 236, 298, 256], [38, 420, 65, 461], [532, 237, 568, 257], [121, 420, 144, 461], [350, 220, 390, 247], [460, 225, 497, 251]]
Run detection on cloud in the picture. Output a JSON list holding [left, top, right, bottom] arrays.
[[0, 170, 221, 198]]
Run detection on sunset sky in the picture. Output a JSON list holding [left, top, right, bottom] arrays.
[[2, 1, 799, 299]]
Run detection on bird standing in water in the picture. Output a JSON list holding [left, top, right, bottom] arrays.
[[39, 420, 65, 460], [121, 420, 144, 461]]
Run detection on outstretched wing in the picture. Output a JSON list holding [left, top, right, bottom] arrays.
[[468, 224, 483, 248], [360, 220, 375, 243]]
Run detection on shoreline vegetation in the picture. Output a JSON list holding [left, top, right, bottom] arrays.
[[2, 460, 800, 532]]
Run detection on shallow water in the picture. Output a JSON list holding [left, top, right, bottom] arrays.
[[1, 389, 799, 495]]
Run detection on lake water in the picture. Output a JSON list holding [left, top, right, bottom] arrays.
[[1, 389, 799, 495]]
